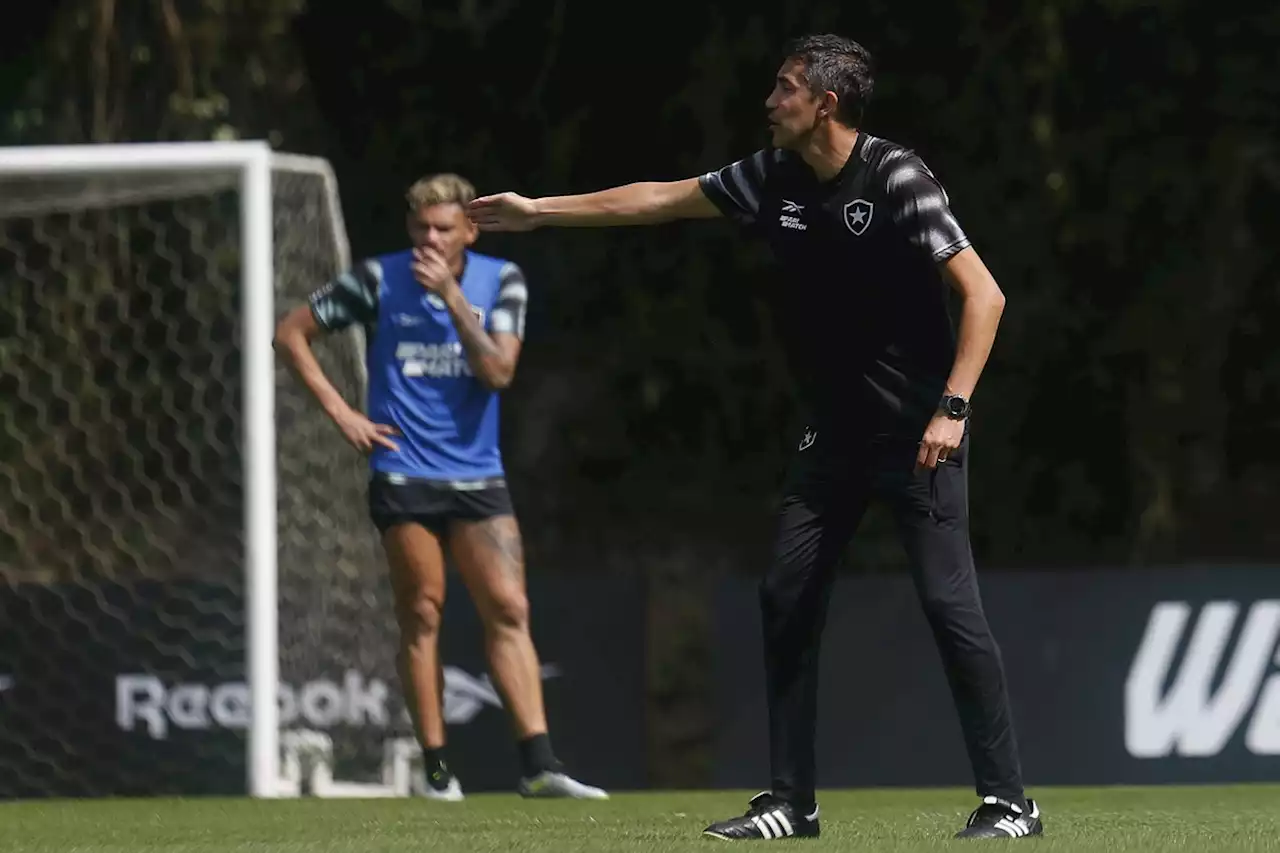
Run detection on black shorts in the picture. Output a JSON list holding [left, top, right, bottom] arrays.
[[368, 472, 514, 536]]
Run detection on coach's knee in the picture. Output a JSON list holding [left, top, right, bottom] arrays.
[[758, 564, 809, 642], [919, 583, 974, 623], [396, 588, 443, 642], [919, 587, 997, 652]]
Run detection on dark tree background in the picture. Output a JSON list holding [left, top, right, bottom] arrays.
[[3, 0, 1278, 784]]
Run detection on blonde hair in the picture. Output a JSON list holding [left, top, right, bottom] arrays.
[[405, 173, 476, 210]]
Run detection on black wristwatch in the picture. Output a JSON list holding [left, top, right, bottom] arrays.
[[940, 394, 970, 420]]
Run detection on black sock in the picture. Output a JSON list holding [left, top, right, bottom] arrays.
[[996, 794, 1029, 815], [517, 733, 561, 778], [423, 747, 451, 790]]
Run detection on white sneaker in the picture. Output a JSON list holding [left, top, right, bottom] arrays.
[[416, 770, 465, 802], [517, 770, 609, 800]]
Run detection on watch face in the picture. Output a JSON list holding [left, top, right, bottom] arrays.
[[946, 396, 968, 417]]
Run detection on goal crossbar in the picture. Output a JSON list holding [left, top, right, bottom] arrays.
[[0, 139, 328, 797]]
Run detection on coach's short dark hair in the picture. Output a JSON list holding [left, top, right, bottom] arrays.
[[784, 34, 875, 127]]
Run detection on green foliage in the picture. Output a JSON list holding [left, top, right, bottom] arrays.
[[4, 0, 1278, 567]]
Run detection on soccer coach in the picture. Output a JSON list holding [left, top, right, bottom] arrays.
[[469, 33, 1042, 842]]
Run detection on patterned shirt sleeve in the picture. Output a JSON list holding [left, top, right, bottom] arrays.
[[489, 261, 527, 340], [697, 149, 781, 226], [885, 155, 971, 263], [308, 258, 382, 331]]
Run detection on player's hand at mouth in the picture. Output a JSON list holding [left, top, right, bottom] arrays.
[[411, 247, 459, 296]]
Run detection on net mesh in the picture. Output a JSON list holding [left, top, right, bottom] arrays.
[[0, 154, 399, 797]]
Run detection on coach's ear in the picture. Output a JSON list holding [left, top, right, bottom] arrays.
[[818, 89, 839, 121]]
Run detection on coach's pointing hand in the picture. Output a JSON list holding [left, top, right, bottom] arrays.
[[917, 413, 964, 470], [467, 192, 539, 232]]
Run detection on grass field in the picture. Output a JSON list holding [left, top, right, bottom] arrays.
[[3, 786, 1279, 852]]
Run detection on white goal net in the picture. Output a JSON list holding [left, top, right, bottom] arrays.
[[0, 143, 408, 798]]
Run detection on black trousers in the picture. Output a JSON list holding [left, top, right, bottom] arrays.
[[762, 425, 1024, 812]]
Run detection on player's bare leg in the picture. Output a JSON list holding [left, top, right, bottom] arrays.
[[383, 522, 461, 800], [450, 514, 607, 799], [449, 515, 545, 736]]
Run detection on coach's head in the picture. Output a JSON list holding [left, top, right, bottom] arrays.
[[406, 172, 479, 272], [766, 34, 875, 150]]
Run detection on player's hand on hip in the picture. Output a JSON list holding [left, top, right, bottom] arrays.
[[917, 414, 964, 470], [334, 408, 400, 454], [410, 247, 456, 294], [467, 192, 538, 231]]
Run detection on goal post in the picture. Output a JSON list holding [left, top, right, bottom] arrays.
[[0, 141, 397, 799], [0, 141, 282, 796]]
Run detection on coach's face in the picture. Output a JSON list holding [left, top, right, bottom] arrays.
[[407, 202, 478, 268], [766, 59, 834, 149]]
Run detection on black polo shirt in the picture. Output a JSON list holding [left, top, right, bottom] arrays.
[[699, 133, 970, 439]]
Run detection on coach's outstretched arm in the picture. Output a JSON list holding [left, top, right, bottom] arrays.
[[468, 178, 721, 230]]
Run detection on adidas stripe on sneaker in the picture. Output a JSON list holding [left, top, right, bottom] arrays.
[[703, 792, 820, 841], [956, 796, 1044, 839]]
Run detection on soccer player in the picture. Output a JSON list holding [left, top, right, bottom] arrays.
[[274, 172, 606, 802], [468, 34, 1042, 841]]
